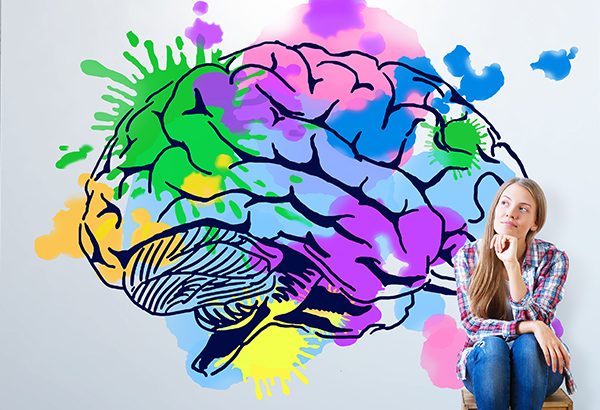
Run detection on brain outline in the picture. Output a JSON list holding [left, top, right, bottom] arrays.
[[76, 38, 523, 379]]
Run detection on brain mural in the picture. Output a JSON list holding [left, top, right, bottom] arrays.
[[36, 0, 525, 398]]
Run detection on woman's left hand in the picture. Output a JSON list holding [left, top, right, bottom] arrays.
[[490, 234, 519, 264], [519, 320, 571, 374]]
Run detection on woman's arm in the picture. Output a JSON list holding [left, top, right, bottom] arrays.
[[491, 235, 568, 323], [491, 234, 528, 301], [513, 245, 568, 323], [512, 242, 570, 374], [454, 243, 518, 340]]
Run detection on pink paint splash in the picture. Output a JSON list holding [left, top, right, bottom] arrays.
[[257, 4, 425, 63], [420, 314, 466, 389]]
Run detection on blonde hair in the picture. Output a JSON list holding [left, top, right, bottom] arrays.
[[468, 177, 547, 319]]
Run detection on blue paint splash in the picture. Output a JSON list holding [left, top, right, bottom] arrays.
[[531, 47, 578, 81], [443, 45, 504, 102]]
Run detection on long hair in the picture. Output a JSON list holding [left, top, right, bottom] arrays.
[[468, 177, 547, 319]]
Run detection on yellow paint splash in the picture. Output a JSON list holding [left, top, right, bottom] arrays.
[[215, 299, 323, 400], [230, 325, 318, 400], [35, 173, 125, 284], [35, 174, 123, 260], [181, 172, 224, 207], [130, 208, 173, 246], [303, 308, 346, 328], [35, 193, 87, 260], [215, 154, 233, 172]]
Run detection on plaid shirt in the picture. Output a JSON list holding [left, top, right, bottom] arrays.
[[453, 238, 576, 394]]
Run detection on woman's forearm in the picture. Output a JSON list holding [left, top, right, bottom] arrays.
[[504, 260, 528, 302], [516, 320, 539, 335]]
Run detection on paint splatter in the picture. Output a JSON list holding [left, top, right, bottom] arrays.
[[420, 314, 466, 389], [193, 1, 209, 16], [37, 0, 529, 397], [185, 2, 223, 48], [303, 0, 366, 38], [55, 145, 94, 169], [551, 318, 564, 338], [425, 116, 487, 178], [531, 47, 578, 81], [220, 300, 320, 399], [443, 45, 504, 101]]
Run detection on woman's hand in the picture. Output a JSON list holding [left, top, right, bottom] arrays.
[[490, 234, 519, 264], [518, 320, 570, 374], [492, 234, 528, 300]]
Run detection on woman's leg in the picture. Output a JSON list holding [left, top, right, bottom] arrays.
[[510, 334, 565, 410], [464, 336, 510, 410]]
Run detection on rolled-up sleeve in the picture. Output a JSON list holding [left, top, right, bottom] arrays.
[[510, 249, 568, 324]]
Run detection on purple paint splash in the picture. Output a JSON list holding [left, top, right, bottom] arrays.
[[193, 1, 209, 16], [551, 318, 564, 338], [303, 0, 366, 38], [185, 19, 223, 48], [185, 2, 223, 49], [358, 32, 386, 55]]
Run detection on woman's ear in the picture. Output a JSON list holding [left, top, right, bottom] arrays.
[[531, 220, 538, 232]]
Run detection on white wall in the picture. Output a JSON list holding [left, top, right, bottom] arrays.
[[1, 0, 598, 408]]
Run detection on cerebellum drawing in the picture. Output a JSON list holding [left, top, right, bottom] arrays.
[[36, 0, 532, 398]]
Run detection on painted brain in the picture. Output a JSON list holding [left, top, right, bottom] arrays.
[[76, 37, 521, 391]]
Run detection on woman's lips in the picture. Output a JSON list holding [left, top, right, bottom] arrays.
[[501, 220, 516, 227]]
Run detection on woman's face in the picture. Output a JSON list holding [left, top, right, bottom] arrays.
[[493, 183, 538, 241]]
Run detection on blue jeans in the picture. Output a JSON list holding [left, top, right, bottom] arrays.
[[463, 334, 564, 410]]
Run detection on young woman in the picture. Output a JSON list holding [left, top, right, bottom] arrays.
[[454, 177, 576, 410]]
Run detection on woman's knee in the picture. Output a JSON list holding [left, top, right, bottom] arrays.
[[511, 333, 549, 383], [512, 334, 544, 363], [513, 333, 539, 350], [467, 337, 511, 406], [479, 336, 510, 354], [472, 336, 510, 364]]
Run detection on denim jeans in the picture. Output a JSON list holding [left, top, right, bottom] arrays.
[[463, 334, 564, 410]]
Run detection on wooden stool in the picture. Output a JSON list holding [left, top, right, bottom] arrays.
[[461, 388, 573, 409]]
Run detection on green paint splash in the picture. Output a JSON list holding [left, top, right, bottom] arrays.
[[80, 30, 271, 224], [424, 116, 487, 179], [274, 206, 313, 227], [55, 145, 94, 169], [80, 31, 200, 134]]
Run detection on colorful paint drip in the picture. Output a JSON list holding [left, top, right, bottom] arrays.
[[36, 0, 532, 398]]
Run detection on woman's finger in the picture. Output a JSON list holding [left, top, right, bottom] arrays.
[[541, 343, 551, 367], [554, 345, 563, 374], [547, 344, 557, 373], [558, 343, 570, 372]]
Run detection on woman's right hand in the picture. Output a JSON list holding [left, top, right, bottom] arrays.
[[518, 320, 570, 374]]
